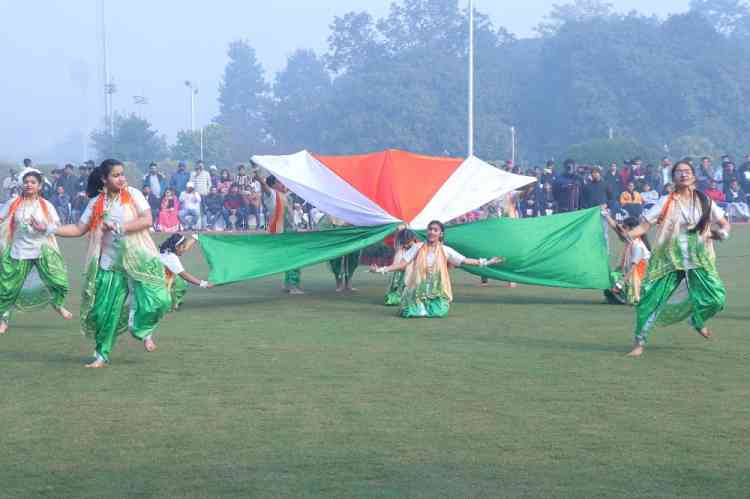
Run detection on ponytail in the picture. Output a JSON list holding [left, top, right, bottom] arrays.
[[690, 189, 712, 235], [86, 159, 123, 198]]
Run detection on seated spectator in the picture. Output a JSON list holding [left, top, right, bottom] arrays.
[[222, 184, 246, 231], [179, 182, 202, 230], [705, 180, 726, 203], [70, 190, 88, 224], [142, 185, 161, 228], [640, 182, 659, 205], [51, 185, 71, 224], [159, 188, 181, 233], [725, 179, 749, 221], [619, 181, 644, 218], [204, 186, 224, 230]]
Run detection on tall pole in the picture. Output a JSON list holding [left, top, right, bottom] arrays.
[[100, 0, 109, 136], [511, 126, 516, 164], [468, 0, 475, 157], [200, 127, 204, 161]]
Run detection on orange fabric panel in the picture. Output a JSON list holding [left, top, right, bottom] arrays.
[[314, 150, 462, 223]]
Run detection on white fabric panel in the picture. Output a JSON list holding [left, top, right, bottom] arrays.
[[252, 151, 399, 227], [410, 156, 537, 230]]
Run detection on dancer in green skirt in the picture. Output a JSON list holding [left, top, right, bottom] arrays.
[[384, 229, 418, 306], [260, 175, 303, 294], [371, 221, 503, 318], [0, 169, 72, 334], [318, 215, 361, 292], [56, 159, 171, 368], [622, 160, 731, 357], [159, 233, 214, 311]]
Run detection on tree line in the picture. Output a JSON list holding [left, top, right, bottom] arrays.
[[92, 0, 750, 168]]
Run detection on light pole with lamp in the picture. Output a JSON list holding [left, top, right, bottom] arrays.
[[184, 80, 198, 132]]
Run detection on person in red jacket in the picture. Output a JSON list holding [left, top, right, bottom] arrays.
[[705, 180, 726, 203]]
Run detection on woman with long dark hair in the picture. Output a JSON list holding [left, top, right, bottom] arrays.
[[622, 160, 731, 357], [0, 169, 72, 334], [159, 233, 214, 311], [370, 220, 503, 318], [603, 216, 651, 306], [56, 159, 170, 367]]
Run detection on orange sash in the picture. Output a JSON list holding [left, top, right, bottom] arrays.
[[268, 191, 286, 234]]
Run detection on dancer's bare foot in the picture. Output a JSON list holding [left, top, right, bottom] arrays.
[[335, 280, 344, 292], [697, 327, 712, 339], [144, 336, 157, 352], [0, 321, 8, 335], [289, 288, 305, 295], [626, 345, 644, 357], [55, 306, 73, 320], [503, 282, 518, 288], [85, 358, 108, 368]]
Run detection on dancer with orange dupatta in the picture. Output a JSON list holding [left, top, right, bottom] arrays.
[[603, 217, 651, 305], [56, 159, 170, 367], [0, 169, 72, 335], [371, 220, 503, 318]]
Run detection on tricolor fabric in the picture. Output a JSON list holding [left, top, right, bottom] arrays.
[[251, 149, 536, 230]]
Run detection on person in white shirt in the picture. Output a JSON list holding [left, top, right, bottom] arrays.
[[2, 169, 19, 203], [0, 169, 72, 335], [189, 161, 212, 197], [179, 182, 202, 230], [56, 159, 170, 368], [370, 220, 503, 318], [158, 233, 214, 311]]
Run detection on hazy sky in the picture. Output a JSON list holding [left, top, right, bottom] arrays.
[[0, 0, 690, 163]]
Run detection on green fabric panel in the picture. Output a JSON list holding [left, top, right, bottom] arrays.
[[199, 224, 400, 285], [433, 207, 611, 289]]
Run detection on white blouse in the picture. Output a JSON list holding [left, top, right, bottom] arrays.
[[159, 252, 185, 275], [402, 242, 466, 267], [0, 198, 60, 260]]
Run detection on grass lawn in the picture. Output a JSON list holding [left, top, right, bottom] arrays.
[[1, 226, 749, 498]]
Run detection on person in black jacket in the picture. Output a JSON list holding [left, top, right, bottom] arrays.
[[581, 166, 612, 209], [553, 159, 584, 212]]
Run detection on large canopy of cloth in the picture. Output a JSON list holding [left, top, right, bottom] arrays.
[[251, 149, 536, 230]]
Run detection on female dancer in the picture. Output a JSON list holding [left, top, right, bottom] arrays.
[[623, 160, 731, 357], [56, 159, 171, 367], [318, 215, 361, 292], [371, 220, 503, 318], [384, 229, 418, 306], [0, 169, 72, 334], [159, 233, 214, 311], [603, 217, 651, 305]]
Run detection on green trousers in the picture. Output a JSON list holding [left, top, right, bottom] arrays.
[[0, 247, 69, 320], [88, 268, 170, 362], [171, 275, 189, 311], [400, 297, 450, 318], [284, 269, 301, 289], [329, 252, 360, 281], [634, 268, 725, 345], [384, 270, 405, 306]]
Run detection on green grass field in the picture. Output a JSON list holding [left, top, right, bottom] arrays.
[[1, 227, 749, 498]]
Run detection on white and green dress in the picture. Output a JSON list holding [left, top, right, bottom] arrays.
[[399, 242, 466, 318], [0, 196, 69, 323]]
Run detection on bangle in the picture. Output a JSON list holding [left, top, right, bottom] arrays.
[[199, 280, 209, 288], [479, 258, 488, 267]]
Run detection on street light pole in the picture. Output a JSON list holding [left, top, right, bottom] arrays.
[[185, 81, 198, 132], [468, 0, 475, 157]]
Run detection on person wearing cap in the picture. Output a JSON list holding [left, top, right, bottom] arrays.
[[190, 161, 211, 197], [179, 182, 202, 231], [142, 162, 165, 199], [208, 165, 219, 188], [169, 161, 191, 196], [0, 168, 72, 335]]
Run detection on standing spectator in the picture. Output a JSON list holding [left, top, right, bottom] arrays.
[[142, 162, 166, 199], [169, 161, 191, 196], [1, 168, 19, 202], [630, 158, 646, 189], [722, 162, 739, 198], [604, 162, 622, 196], [542, 183, 557, 215], [51, 185, 71, 224], [222, 184, 246, 231], [179, 182, 202, 230], [520, 183, 543, 217], [208, 165, 220, 188], [70, 190, 88, 224], [542, 161, 557, 186], [658, 157, 672, 192], [619, 181, 644, 218], [76, 164, 89, 193], [739, 159, 750, 192], [142, 185, 161, 228], [619, 160, 632, 187], [58, 164, 79, 197], [41, 171, 55, 199], [235, 164, 251, 192], [159, 188, 181, 233], [22, 158, 32, 169], [581, 166, 611, 209], [190, 161, 212, 197], [203, 186, 224, 229], [217, 169, 233, 192], [697, 157, 713, 189], [552, 159, 583, 212]]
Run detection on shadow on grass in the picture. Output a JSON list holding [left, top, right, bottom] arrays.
[[455, 293, 605, 306]]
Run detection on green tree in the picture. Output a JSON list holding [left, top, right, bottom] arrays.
[[690, 0, 750, 33], [90, 113, 168, 167], [535, 0, 614, 36], [171, 124, 233, 165], [565, 138, 662, 166], [216, 40, 271, 159]]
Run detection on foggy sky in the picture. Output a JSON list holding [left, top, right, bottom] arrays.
[[0, 0, 690, 163]]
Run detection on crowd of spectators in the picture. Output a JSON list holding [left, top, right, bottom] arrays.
[[4, 154, 749, 231]]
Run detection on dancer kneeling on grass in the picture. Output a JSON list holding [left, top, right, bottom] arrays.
[[383, 229, 418, 306], [0, 169, 72, 334], [159, 233, 214, 311], [370, 220, 503, 318], [56, 159, 171, 368], [622, 160, 731, 357], [603, 216, 651, 306]]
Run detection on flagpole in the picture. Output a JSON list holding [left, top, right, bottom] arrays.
[[468, 0, 475, 157]]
